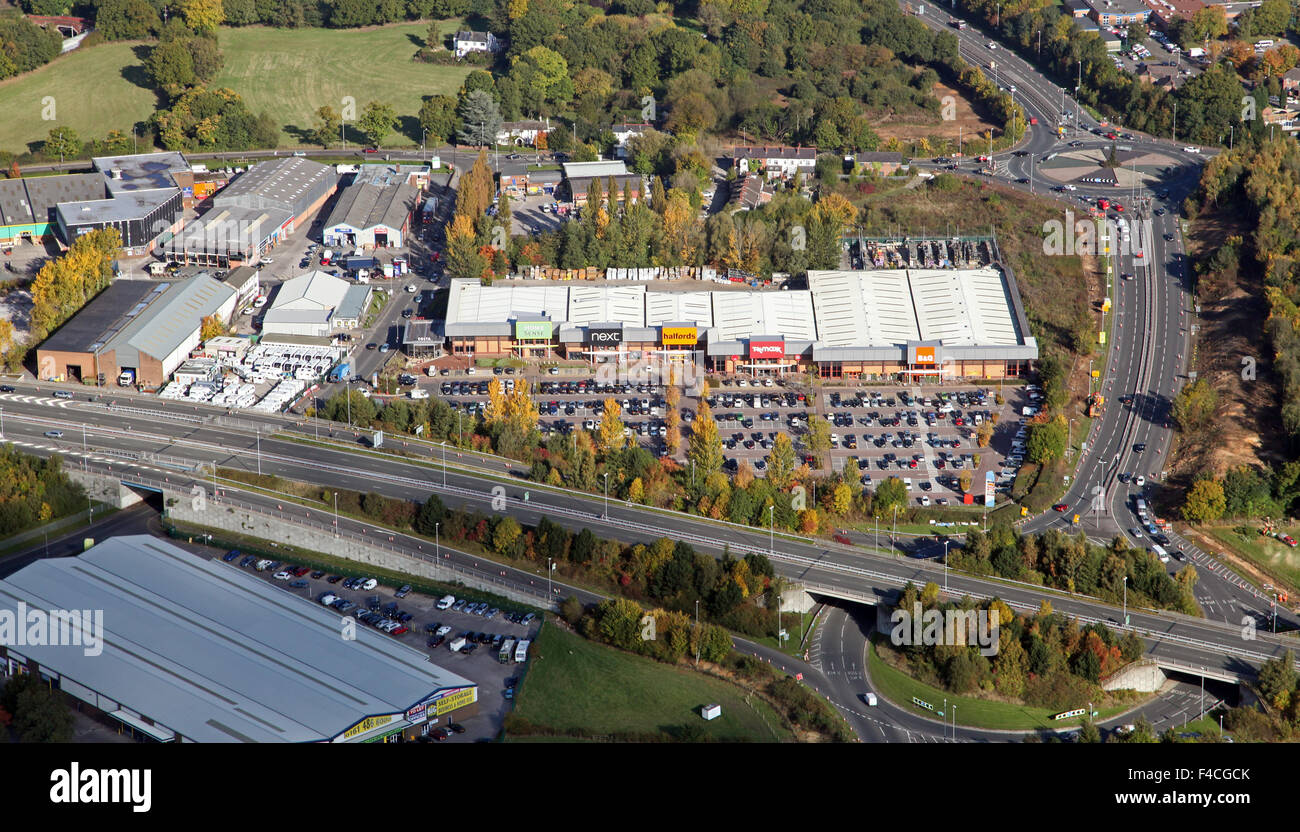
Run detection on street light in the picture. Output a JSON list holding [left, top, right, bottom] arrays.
[[602, 472, 609, 519], [1122, 575, 1128, 625], [436, 521, 440, 559], [441, 441, 447, 487], [694, 599, 700, 666], [768, 504, 775, 560], [943, 539, 950, 593], [333, 491, 339, 537]]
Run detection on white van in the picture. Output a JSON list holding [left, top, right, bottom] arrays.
[[437, 594, 455, 610], [408, 388, 429, 399], [448, 637, 467, 652], [863, 693, 878, 707], [361, 578, 378, 591], [902, 478, 914, 491]]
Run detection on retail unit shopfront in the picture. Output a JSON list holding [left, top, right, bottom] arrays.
[[332, 685, 479, 742], [513, 319, 555, 358]]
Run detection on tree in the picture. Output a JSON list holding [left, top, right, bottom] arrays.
[[199, 314, 224, 341], [958, 468, 974, 494], [357, 101, 397, 148], [415, 493, 446, 535], [146, 38, 197, 92], [805, 417, 831, 465], [597, 396, 626, 453], [832, 482, 853, 516], [687, 400, 724, 481], [1256, 650, 1296, 709], [1026, 415, 1068, 464], [179, 0, 225, 33], [42, 127, 80, 161], [874, 476, 906, 519], [976, 421, 993, 448], [417, 94, 458, 146], [493, 515, 522, 555], [1173, 378, 1218, 432], [312, 105, 341, 148], [1181, 478, 1226, 524], [767, 431, 797, 490], [457, 90, 503, 146], [97, 0, 161, 39]]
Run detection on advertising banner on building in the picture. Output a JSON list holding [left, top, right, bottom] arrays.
[[405, 702, 429, 725], [336, 713, 401, 742], [749, 340, 784, 358], [514, 320, 552, 340], [661, 326, 698, 346], [585, 325, 623, 346], [428, 686, 478, 716]]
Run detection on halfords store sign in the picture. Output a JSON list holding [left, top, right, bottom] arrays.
[[661, 326, 698, 346], [515, 320, 552, 340], [586, 326, 623, 346], [749, 340, 785, 358]]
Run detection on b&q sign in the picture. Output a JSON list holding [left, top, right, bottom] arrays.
[[661, 326, 697, 346], [914, 347, 936, 365]]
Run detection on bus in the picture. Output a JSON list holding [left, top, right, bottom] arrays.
[[1150, 544, 1169, 563], [1135, 498, 1148, 517], [514, 639, 530, 663], [499, 638, 516, 663]]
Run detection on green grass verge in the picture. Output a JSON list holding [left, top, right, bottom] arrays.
[[867, 638, 1131, 731], [0, 502, 119, 558], [0, 22, 471, 153], [1200, 525, 1300, 593], [510, 622, 791, 742]]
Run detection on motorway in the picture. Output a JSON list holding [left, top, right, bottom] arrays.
[[895, 3, 1284, 630]]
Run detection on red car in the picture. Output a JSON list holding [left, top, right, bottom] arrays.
[[832, 531, 852, 545], [1053, 503, 1069, 512], [1106, 132, 1118, 139], [363, 147, 379, 153], [391, 625, 409, 636]]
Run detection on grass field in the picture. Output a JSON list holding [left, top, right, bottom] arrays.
[[0, 22, 471, 154], [511, 622, 791, 742], [867, 639, 1131, 731]]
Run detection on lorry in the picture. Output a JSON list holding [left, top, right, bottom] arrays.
[[328, 362, 350, 383], [499, 638, 516, 663], [1187, 47, 1204, 58], [514, 639, 530, 663], [448, 636, 467, 653], [118, 369, 135, 387]]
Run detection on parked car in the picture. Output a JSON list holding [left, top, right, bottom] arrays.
[[395, 584, 411, 598]]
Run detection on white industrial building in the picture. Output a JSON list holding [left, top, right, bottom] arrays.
[[261, 270, 372, 337], [321, 165, 421, 250], [0, 536, 478, 743]]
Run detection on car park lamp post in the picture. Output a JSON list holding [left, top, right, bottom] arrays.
[[602, 473, 610, 519], [943, 539, 950, 593], [436, 522, 440, 559], [1122, 575, 1128, 625], [333, 491, 339, 538]]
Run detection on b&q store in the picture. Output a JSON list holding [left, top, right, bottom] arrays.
[[439, 268, 1038, 380]]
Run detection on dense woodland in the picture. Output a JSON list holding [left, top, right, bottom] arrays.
[[0, 447, 88, 538]]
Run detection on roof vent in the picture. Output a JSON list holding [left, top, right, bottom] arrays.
[[109, 168, 123, 179]]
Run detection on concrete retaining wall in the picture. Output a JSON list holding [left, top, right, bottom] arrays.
[[67, 470, 144, 510], [1102, 660, 1167, 693], [164, 485, 552, 609]]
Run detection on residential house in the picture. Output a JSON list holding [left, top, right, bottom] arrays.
[[727, 174, 768, 212], [731, 145, 817, 179], [610, 123, 653, 159], [454, 31, 500, 58], [495, 120, 550, 147], [854, 152, 907, 176]]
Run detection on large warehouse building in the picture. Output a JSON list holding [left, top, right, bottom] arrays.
[[36, 274, 236, 388], [441, 267, 1038, 379], [1, 152, 189, 252], [0, 536, 478, 743], [261, 270, 373, 337], [165, 157, 338, 266], [321, 164, 422, 250]]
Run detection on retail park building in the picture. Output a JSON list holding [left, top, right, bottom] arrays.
[[436, 267, 1038, 380]]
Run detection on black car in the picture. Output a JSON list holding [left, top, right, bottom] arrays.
[[325, 574, 343, 583], [460, 643, 477, 655], [1134, 443, 1146, 453], [425, 621, 443, 634], [310, 570, 325, 579], [239, 555, 258, 568], [0, 385, 13, 392], [289, 579, 309, 588], [447, 722, 466, 734], [428, 635, 446, 648]]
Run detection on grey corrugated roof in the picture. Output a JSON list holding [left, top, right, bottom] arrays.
[[109, 274, 234, 365], [324, 180, 417, 235], [333, 284, 372, 321], [37, 280, 157, 354], [0, 174, 106, 226], [217, 157, 337, 218], [0, 535, 474, 743]]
